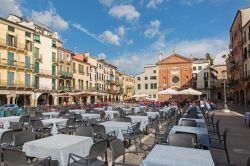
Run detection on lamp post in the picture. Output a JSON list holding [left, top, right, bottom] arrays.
[[222, 70, 230, 112]]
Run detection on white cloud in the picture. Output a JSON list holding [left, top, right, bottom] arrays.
[[144, 19, 161, 38], [31, 2, 68, 31], [97, 53, 107, 59], [182, 0, 205, 5], [99, 0, 113, 6], [112, 36, 228, 74], [0, 0, 22, 17], [147, 0, 164, 9], [109, 5, 140, 22], [117, 26, 125, 37], [99, 30, 121, 46]]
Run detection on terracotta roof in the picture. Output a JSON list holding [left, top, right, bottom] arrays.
[[72, 54, 84, 61]]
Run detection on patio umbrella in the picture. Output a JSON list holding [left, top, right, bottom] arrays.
[[132, 94, 148, 98], [178, 88, 202, 95], [158, 88, 179, 95]]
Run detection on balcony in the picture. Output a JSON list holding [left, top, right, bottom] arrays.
[[0, 80, 33, 89], [0, 59, 33, 71], [58, 70, 73, 77], [58, 86, 73, 91]]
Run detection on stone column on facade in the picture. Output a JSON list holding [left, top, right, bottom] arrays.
[[87, 96, 90, 104], [12, 97, 16, 104], [53, 96, 58, 106], [79, 96, 82, 105], [7, 96, 11, 105], [29, 95, 34, 106]]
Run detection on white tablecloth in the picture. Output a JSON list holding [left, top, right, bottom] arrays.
[[69, 110, 86, 114], [104, 111, 119, 120], [81, 114, 100, 120], [43, 112, 59, 119], [23, 134, 93, 166], [99, 121, 131, 140], [169, 125, 209, 146], [127, 116, 148, 131], [245, 112, 250, 127], [42, 118, 67, 135], [142, 145, 215, 166], [0, 116, 20, 129], [178, 118, 206, 128], [146, 112, 160, 119]]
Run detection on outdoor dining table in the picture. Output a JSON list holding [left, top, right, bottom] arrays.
[[42, 112, 59, 119], [178, 118, 207, 128], [69, 109, 86, 114], [22, 134, 93, 166], [99, 121, 131, 140], [127, 115, 148, 131], [81, 113, 100, 120], [146, 112, 160, 119], [0, 116, 20, 129], [104, 110, 119, 120], [141, 145, 215, 166], [42, 118, 68, 135], [169, 125, 210, 146]]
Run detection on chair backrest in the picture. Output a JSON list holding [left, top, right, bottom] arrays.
[[132, 122, 141, 134], [66, 118, 76, 127], [88, 118, 98, 126], [63, 114, 72, 119], [168, 134, 194, 148], [32, 157, 52, 166], [3, 148, 28, 165], [175, 131, 198, 145], [110, 139, 125, 163], [180, 119, 197, 127], [35, 111, 43, 119], [31, 120, 44, 129], [75, 127, 93, 137], [8, 122, 22, 130], [1, 130, 14, 145], [88, 140, 108, 159], [123, 117, 132, 123], [93, 124, 106, 138], [73, 114, 83, 121], [13, 130, 35, 147], [19, 115, 30, 124], [111, 118, 125, 122], [113, 113, 120, 118]]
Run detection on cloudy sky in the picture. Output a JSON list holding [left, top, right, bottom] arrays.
[[0, 0, 249, 74]]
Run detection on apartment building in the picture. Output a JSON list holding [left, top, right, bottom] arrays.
[[117, 71, 135, 101], [135, 64, 158, 101], [228, 7, 250, 105], [0, 17, 34, 106], [57, 47, 73, 92], [192, 59, 211, 99]]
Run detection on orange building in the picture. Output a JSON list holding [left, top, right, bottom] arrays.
[[157, 53, 193, 102]]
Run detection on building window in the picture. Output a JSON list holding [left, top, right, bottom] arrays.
[[34, 62, 39, 73], [34, 47, 39, 58], [154, 83, 157, 89], [193, 67, 196, 70], [73, 62, 76, 73], [137, 77, 140, 81], [25, 74, 30, 88], [145, 84, 148, 89], [193, 81, 197, 89], [6, 34, 17, 47], [35, 76, 39, 89], [204, 72, 208, 80], [153, 70, 156, 73], [145, 77, 148, 80], [25, 56, 30, 69], [52, 52, 56, 62], [153, 94, 156, 98], [52, 40, 57, 48], [192, 73, 197, 80], [25, 40, 32, 52], [52, 65, 56, 76], [198, 66, 202, 70], [7, 72, 14, 86], [172, 76, 180, 84], [163, 77, 166, 84], [25, 32, 31, 38], [7, 52, 14, 66], [204, 81, 209, 89], [8, 26, 15, 32], [34, 34, 40, 43], [150, 76, 157, 80], [138, 84, 141, 90], [150, 83, 154, 89]]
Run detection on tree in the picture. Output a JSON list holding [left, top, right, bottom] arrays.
[[205, 53, 214, 65]]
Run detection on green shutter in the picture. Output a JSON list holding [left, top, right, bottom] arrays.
[[29, 41, 32, 52], [34, 34, 40, 42], [6, 34, 8, 45], [34, 62, 39, 73], [14, 37, 17, 47], [52, 65, 56, 76]]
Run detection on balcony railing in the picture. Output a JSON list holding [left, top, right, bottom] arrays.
[[58, 86, 73, 91], [58, 70, 73, 77], [0, 59, 33, 70], [0, 80, 33, 88]]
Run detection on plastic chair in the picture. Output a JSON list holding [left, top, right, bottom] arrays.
[[68, 140, 108, 166], [13, 130, 35, 148], [168, 134, 194, 148], [75, 126, 93, 137], [180, 119, 197, 127]]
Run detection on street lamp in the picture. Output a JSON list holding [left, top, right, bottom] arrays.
[[222, 70, 230, 112]]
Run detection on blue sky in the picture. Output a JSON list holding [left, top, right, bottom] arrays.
[[0, 0, 250, 74]]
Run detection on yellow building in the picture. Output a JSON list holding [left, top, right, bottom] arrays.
[[117, 71, 135, 101], [0, 17, 34, 106]]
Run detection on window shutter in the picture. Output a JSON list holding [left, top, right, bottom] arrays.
[[30, 41, 32, 51], [14, 37, 17, 47], [6, 34, 8, 45]]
